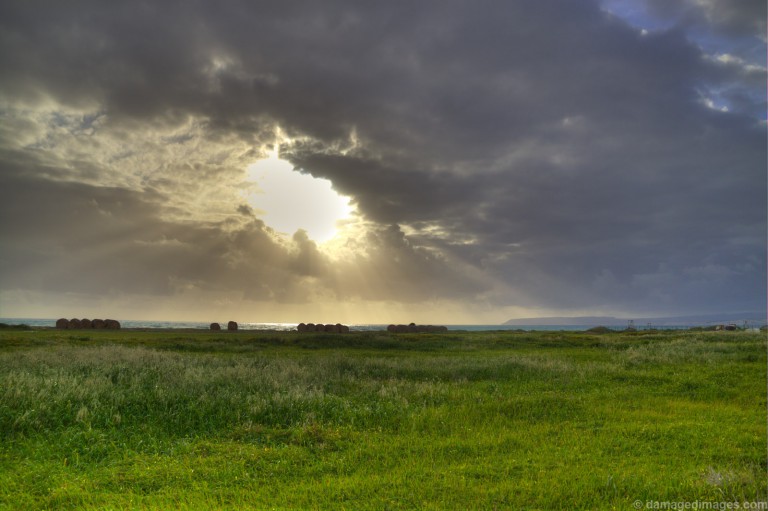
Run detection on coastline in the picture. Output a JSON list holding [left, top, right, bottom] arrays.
[[0, 318, 701, 332]]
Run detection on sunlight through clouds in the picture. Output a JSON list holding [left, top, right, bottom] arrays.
[[0, 0, 764, 322], [245, 146, 354, 243]]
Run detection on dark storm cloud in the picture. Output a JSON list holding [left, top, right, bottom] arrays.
[[0, 0, 764, 316]]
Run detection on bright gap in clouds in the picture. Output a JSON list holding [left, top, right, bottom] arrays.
[[245, 148, 354, 243]]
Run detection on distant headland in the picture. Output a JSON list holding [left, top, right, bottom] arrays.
[[503, 312, 766, 327]]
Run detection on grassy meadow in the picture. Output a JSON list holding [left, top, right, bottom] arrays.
[[0, 328, 765, 509]]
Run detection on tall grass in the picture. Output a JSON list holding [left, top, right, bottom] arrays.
[[1, 344, 590, 438], [0, 330, 764, 509]]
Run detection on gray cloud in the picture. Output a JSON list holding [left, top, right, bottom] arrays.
[[0, 0, 764, 320], [0, 164, 478, 308], [644, 0, 766, 39]]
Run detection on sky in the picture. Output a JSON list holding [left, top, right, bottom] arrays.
[[0, 0, 765, 324]]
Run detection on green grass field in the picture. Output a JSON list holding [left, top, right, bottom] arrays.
[[0, 328, 765, 510]]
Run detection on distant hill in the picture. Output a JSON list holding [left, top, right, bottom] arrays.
[[503, 312, 766, 327]]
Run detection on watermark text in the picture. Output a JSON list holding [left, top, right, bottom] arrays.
[[633, 501, 768, 510]]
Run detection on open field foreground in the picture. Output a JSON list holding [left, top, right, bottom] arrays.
[[0, 329, 765, 510]]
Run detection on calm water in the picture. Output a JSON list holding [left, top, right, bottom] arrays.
[[0, 318, 692, 331]]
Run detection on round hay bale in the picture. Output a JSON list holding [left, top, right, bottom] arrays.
[[416, 325, 427, 332], [340, 325, 350, 333], [80, 318, 92, 329], [297, 323, 307, 332], [395, 324, 408, 333], [437, 326, 448, 332], [69, 318, 82, 329], [92, 319, 106, 329], [104, 319, 120, 329], [407, 324, 417, 332], [306, 323, 316, 332], [227, 321, 238, 331], [56, 318, 69, 329], [210, 322, 221, 331], [324, 324, 335, 333], [387, 324, 396, 333]]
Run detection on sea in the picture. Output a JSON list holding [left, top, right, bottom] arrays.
[[0, 318, 694, 331]]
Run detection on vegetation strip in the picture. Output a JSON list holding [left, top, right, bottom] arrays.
[[0, 329, 765, 509]]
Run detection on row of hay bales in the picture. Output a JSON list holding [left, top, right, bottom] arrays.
[[297, 323, 350, 333], [56, 318, 121, 329], [210, 321, 238, 331], [387, 323, 448, 333]]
